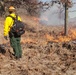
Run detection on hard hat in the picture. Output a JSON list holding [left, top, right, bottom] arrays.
[[8, 6, 15, 11]]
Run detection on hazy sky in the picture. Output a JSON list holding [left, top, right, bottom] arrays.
[[39, 0, 76, 18], [69, 0, 76, 18]]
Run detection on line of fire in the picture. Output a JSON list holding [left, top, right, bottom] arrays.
[[33, 0, 76, 43], [0, 0, 76, 43]]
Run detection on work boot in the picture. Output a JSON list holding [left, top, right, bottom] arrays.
[[19, 55, 22, 58], [15, 56, 20, 60]]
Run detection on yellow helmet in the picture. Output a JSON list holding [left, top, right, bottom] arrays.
[[8, 6, 15, 11]]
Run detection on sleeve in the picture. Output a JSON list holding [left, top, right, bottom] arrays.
[[4, 17, 13, 36]]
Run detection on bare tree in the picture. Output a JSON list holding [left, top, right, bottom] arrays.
[[0, 1, 5, 16], [0, 0, 39, 16], [60, 0, 73, 7]]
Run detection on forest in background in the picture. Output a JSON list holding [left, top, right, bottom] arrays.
[[0, 0, 73, 17]]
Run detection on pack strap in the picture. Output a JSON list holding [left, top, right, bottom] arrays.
[[8, 15, 18, 21]]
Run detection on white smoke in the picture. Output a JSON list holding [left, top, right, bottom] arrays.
[[39, 3, 65, 25]]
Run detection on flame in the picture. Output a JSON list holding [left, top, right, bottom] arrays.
[[45, 28, 76, 42], [69, 29, 76, 39], [33, 17, 39, 22], [21, 28, 76, 44], [21, 38, 37, 44], [57, 36, 71, 42], [45, 34, 54, 41]]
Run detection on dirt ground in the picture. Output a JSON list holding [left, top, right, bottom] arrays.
[[0, 14, 76, 75]]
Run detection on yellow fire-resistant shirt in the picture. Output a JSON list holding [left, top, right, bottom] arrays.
[[4, 13, 21, 36]]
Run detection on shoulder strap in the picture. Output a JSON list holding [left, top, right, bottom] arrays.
[[8, 15, 18, 21]]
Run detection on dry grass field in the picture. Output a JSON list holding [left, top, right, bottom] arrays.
[[0, 14, 76, 75]]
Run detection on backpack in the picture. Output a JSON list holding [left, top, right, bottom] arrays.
[[9, 15, 25, 36]]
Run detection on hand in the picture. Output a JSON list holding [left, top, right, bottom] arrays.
[[4, 36, 8, 40]]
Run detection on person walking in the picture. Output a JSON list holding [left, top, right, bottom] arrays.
[[4, 6, 22, 59]]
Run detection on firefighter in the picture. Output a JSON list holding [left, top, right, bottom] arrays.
[[4, 6, 22, 59]]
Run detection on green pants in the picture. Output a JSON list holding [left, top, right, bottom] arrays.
[[10, 36, 22, 58]]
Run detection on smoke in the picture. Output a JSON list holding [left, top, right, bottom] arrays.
[[39, 3, 65, 25]]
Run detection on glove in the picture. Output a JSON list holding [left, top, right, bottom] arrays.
[[4, 36, 8, 40]]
